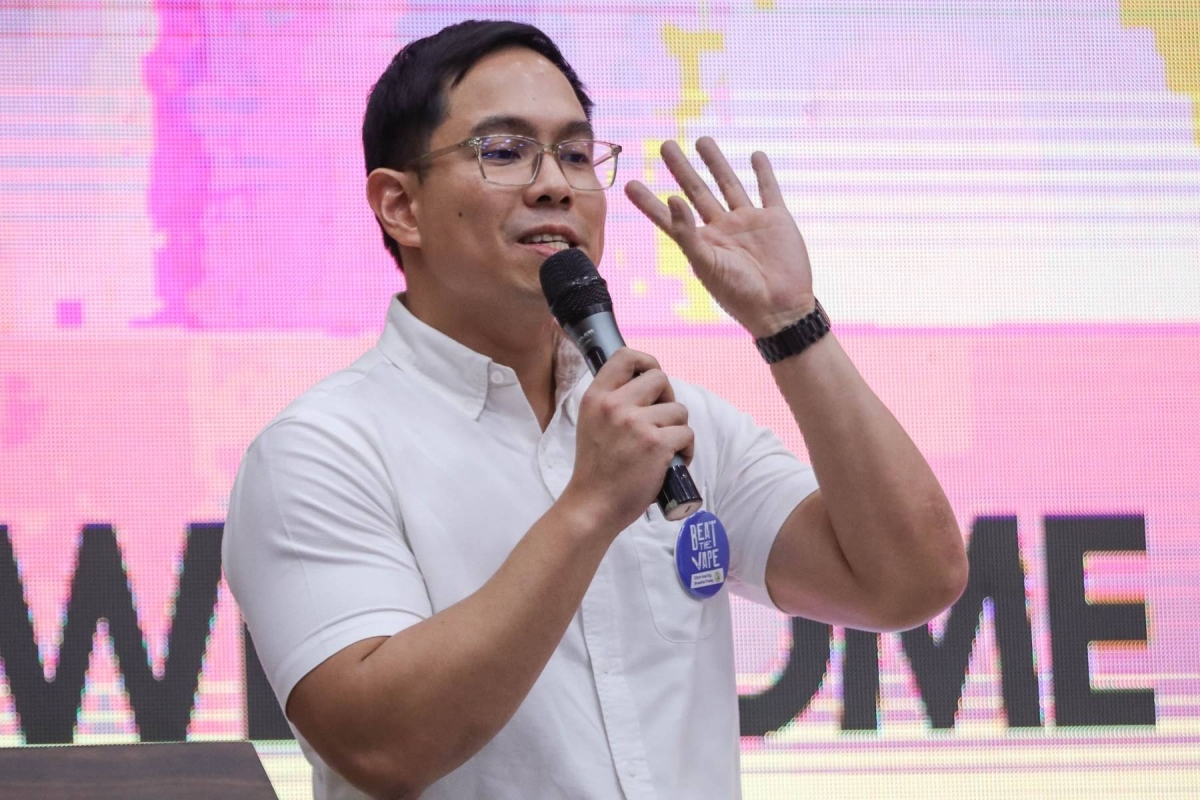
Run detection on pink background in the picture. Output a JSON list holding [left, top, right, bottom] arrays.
[[2, 0, 1199, 795]]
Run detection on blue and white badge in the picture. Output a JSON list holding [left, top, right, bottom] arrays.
[[675, 510, 730, 600]]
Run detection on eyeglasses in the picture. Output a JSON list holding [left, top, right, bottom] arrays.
[[408, 135, 622, 191]]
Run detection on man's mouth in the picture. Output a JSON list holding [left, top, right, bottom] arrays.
[[518, 233, 575, 254]]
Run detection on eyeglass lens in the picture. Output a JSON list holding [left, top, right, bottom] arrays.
[[477, 137, 617, 189]]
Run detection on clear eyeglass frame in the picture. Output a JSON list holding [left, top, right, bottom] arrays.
[[408, 134, 622, 190]]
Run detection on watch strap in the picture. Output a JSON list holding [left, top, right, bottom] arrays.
[[754, 300, 831, 364]]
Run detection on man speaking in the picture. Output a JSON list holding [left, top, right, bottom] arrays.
[[223, 19, 968, 800]]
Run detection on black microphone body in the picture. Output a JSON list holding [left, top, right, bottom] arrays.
[[541, 248, 703, 522]]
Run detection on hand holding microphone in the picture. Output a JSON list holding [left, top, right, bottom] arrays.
[[541, 248, 703, 525]]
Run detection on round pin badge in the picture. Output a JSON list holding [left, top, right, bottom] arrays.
[[675, 510, 730, 600]]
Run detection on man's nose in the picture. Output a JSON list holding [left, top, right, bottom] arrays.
[[525, 149, 575, 205]]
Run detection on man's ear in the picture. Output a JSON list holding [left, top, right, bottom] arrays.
[[366, 167, 421, 249]]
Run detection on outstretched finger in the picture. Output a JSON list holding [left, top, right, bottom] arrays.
[[626, 182, 706, 262], [751, 151, 787, 209], [660, 140, 726, 224], [696, 137, 754, 211], [625, 180, 673, 234], [666, 195, 705, 256]]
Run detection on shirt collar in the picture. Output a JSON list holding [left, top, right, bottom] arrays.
[[553, 334, 588, 425], [377, 294, 588, 422]]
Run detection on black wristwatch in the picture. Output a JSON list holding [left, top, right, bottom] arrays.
[[754, 300, 831, 364]]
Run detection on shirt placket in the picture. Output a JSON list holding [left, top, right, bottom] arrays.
[[580, 556, 656, 799], [538, 413, 656, 799]]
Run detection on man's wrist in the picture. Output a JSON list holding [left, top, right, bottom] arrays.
[[553, 484, 627, 546], [744, 294, 818, 339], [754, 300, 831, 365]]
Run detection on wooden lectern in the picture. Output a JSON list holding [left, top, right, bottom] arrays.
[[0, 741, 279, 799]]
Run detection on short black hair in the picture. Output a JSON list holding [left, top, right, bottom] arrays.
[[362, 20, 595, 271]]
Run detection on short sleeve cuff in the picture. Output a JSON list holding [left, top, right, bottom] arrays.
[[271, 610, 425, 712], [728, 467, 818, 610]]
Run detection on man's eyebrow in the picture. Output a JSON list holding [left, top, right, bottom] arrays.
[[468, 115, 596, 140], [558, 119, 596, 140], [468, 115, 537, 137]]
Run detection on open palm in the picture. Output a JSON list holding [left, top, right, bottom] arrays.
[[625, 137, 816, 338]]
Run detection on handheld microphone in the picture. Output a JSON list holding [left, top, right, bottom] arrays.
[[540, 248, 703, 522]]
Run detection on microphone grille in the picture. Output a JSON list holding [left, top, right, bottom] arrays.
[[539, 248, 613, 325]]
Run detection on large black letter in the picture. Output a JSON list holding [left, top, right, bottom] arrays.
[[900, 516, 1041, 728], [739, 616, 831, 735], [0, 523, 223, 743], [1046, 515, 1155, 726], [840, 628, 881, 731], [244, 624, 294, 739]]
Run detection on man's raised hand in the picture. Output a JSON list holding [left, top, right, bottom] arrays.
[[625, 137, 817, 338]]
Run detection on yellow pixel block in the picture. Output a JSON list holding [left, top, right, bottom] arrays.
[[1121, 1, 1200, 145], [642, 136, 725, 323], [662, 23, 725, 141], [653, 191, 725, 323], [654, 23, 727, 323]]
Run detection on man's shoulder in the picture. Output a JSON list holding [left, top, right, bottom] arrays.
[[250, 346, 411, 454], [282, 347, 386, 412]]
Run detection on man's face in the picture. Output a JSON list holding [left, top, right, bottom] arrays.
[[407, 47, 607, 309]]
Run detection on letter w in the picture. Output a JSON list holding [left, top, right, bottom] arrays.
[[0, 523, 222, 743]]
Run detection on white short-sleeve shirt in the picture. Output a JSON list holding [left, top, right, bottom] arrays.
[[222, 296, 818, 800]]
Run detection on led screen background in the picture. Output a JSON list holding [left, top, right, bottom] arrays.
[[2, 2, 1198, 798]]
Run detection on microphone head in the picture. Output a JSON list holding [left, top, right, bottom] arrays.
[[539, 247, 613, 326]]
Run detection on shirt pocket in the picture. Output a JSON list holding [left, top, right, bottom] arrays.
[[630, 509, 720, 643]]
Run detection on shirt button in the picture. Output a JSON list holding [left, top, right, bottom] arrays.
[[489, 370, 504, 385]]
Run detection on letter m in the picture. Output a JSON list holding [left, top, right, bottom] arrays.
[[900, 516, 1042, 728]]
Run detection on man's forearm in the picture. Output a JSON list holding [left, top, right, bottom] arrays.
[[288, 491, 614, 799], [769, 333, 967, 625]]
